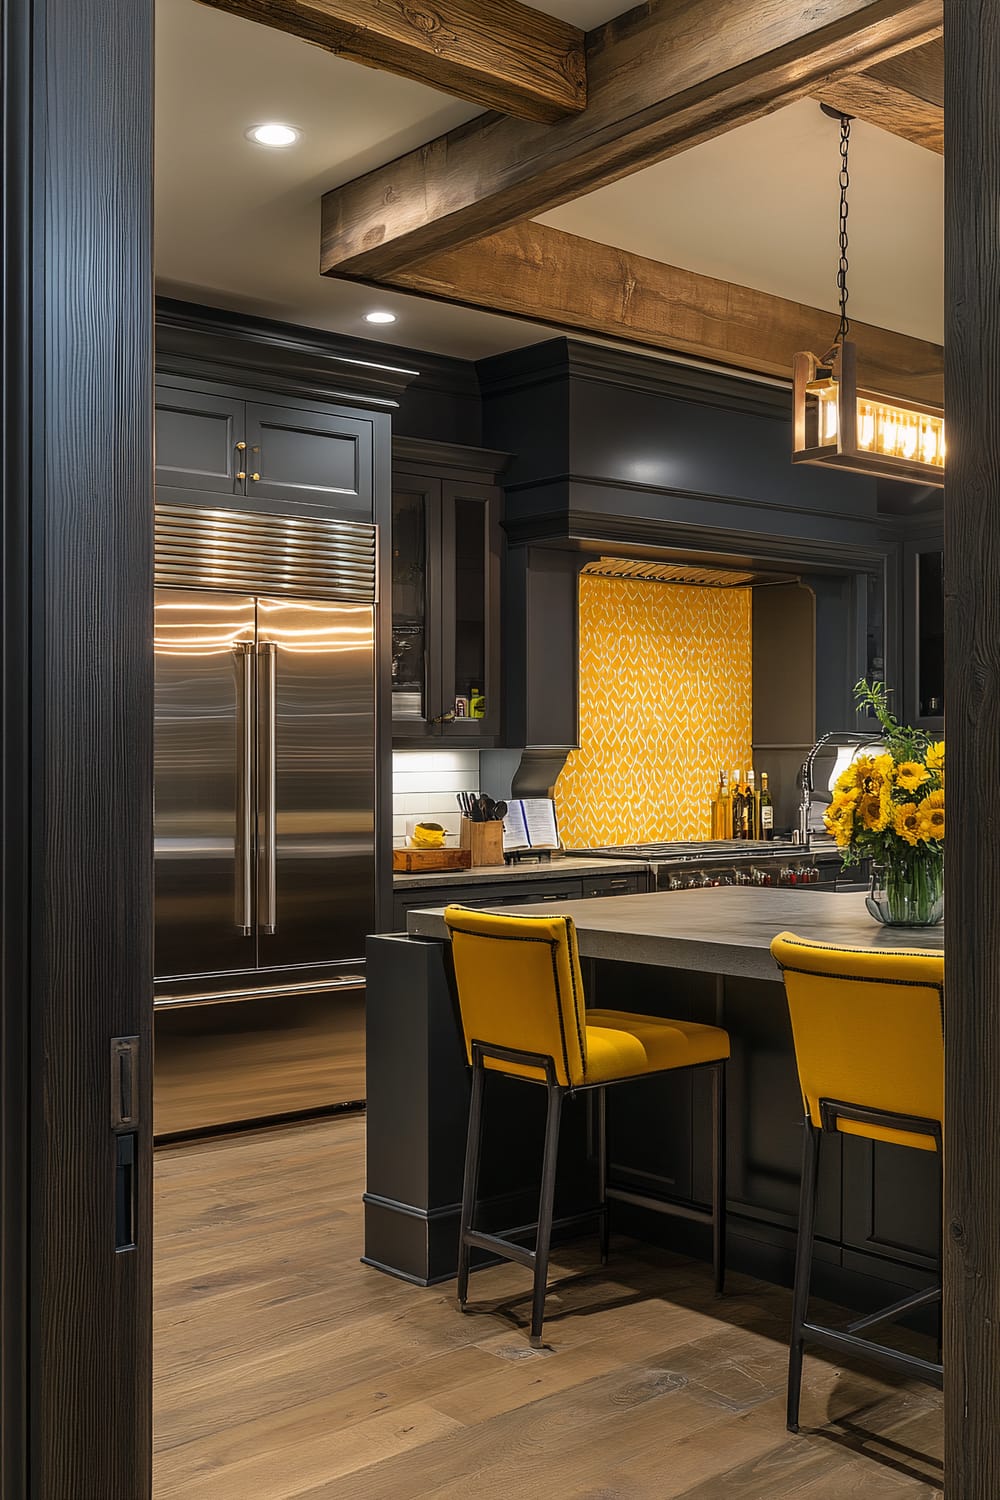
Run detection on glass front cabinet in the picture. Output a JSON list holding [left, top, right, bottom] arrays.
[[391, 441, 507, 743], [902, 537, 944, 732]]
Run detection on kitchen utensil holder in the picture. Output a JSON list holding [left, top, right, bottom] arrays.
[[460, 817, 504, 867]]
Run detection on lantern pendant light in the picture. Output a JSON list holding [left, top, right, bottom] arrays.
[[792, 112, 944, 486]]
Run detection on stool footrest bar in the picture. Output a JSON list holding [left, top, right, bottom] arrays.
[[606, 1185, 713, 1225], [463, 1207, 604, 1271], [801, 1321, 943, 1387], [464, 1230, 535, 1270], [845, 1283, 942, 1336]]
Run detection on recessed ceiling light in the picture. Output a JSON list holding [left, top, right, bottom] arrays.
[[246, 122, 300, 148], [364, 311, 397, 325]]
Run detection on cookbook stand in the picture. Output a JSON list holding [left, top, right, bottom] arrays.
[[502, 797, 561, 865], [504, 848, 557, 865]]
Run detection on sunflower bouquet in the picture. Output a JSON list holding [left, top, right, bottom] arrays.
[[824, 680, 944, 926]]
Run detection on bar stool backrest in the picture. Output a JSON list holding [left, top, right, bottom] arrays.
[[770, 932, 944, 1152], [444, 906, 587, 1086]]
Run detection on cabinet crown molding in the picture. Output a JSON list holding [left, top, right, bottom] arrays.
[[156, 298, 420, 409], [392, 435, 512, 483], [477, 336, 793, 422]]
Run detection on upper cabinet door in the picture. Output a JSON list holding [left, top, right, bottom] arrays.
[[155, 386, 246, 498], [391, 474, 443, 737], [244, 402, 374, 518], [440, 480, 502, 739]]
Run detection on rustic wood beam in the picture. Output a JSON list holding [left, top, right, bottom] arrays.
[[384, 221, 943, 405], [320, 0, 943, 280], [813, 37, 943, 151], [194, 0, 586, 123]]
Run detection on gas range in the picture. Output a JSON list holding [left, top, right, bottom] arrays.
[[566, 839, 834, 891], [571, 839, 790, 863]]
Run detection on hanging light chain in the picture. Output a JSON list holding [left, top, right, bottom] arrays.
[[836, 113, 852, 345]]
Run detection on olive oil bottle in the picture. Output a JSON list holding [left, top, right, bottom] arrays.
[[731, 770, 745, 840], [711, 769, 731, 840], [744, 768, 758, 840], [759, 771, 774, 840]]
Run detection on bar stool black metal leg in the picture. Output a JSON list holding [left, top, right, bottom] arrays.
[[712, 1063, 727, 1296], [787, 1120, 821, 1433], [457, 1060, 486, 1311], [597, 1086, 609, 1265], [529, 1084, 564, 1347]]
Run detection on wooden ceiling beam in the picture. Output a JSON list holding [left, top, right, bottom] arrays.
[[813, 36, 943, 152], [194, 0, 586, 123], [320, 0, 943, 281], [383, 221, 944, 406]]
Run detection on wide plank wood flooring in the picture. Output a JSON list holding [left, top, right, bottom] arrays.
[[154, 1115, 943, 1499]]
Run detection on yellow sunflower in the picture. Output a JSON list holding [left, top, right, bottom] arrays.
[[847, 756, 880, 790], [824, 796, 855, 847], [917, 788, 945, 842], [857, 791, 890, 832], [925, 741, 945, 773], [893, 802, 922, 846], [832, 778, 861, 805], [873, 753, 895, 783], [896, 760, 930, 793]]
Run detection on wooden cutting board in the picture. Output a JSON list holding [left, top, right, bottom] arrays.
[[392, 848, 472, 873]]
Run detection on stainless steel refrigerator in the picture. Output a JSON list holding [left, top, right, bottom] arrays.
[[152, 504, 377, 1136]]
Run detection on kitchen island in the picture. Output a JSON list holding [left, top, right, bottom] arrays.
[[365, 888, 942, 1313]]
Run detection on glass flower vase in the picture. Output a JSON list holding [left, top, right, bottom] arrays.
[[866, 855, 944, 928]]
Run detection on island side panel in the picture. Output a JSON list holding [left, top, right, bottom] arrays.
[[364, 932, 593, 1283]]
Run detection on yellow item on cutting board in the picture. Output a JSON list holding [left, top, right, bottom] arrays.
[[411, 822, 446, 849]]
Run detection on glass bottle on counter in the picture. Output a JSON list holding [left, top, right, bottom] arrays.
[[744, 768, 758, 840], [759, 771, 774, 840], [711, 770, 730, 840], [731, 770, 745, 841]]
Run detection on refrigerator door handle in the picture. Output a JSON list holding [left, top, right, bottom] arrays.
[[257, 641, 278, 934], [232, 643, 255, 935]]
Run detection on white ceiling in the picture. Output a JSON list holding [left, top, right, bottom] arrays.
[[540, 99, 944, 346], [155, 0, 945, 361]]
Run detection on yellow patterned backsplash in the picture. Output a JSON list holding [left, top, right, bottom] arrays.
[[555, 576, 753, 847]]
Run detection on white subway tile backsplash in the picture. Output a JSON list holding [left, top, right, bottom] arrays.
[[390, 748, 481, 847], [393, 770, 479, 796], [420, 794, 468, 815], [392, 749, 480, 777]]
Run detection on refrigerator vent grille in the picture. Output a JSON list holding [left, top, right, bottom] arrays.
[[154, 505, 377, 602]]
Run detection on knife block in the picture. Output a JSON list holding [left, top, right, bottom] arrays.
[[460, 817, 504, 867]]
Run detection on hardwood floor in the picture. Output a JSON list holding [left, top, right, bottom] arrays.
[[153, 1116, 944, 1499]]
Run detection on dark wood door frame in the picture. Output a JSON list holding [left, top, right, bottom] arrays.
[[2, 0, 154, 1495], [944, 5, 1000, 1493]]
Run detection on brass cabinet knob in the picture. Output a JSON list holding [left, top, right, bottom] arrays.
[[237, 470, 246, 481], [251, 472, 260, 482], [236, 441, 246, 451]]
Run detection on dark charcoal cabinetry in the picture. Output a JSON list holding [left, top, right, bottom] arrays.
[[155, 380, 376, 519], [392, 439, 508, 743], [391, 867, 648, 930]]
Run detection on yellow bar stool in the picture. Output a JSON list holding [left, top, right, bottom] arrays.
[[770, 932, 944, 1433], [444, 905, 731, 1347]]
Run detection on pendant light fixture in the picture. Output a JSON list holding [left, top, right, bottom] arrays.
[[792, 112, 944, 486]]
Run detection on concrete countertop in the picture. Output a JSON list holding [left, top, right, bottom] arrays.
[[405, 886, 944, 982], [392, 856, 647, 889]]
